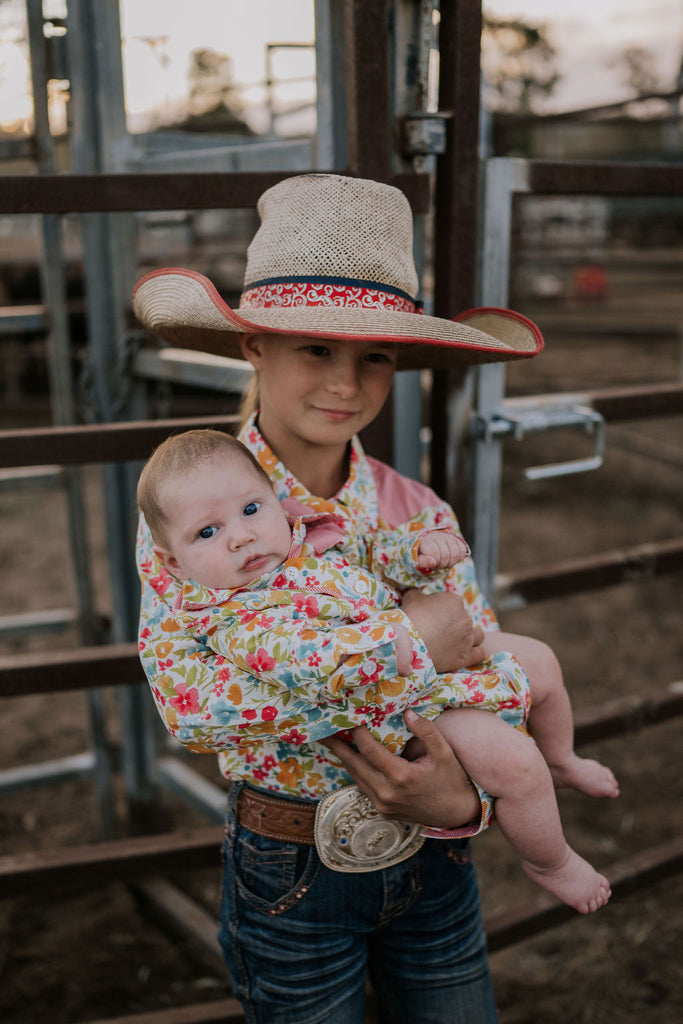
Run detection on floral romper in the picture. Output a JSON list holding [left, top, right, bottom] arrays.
[[136, 416, 531, 836]]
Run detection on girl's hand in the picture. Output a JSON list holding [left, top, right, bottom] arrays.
[[322, 709, 481, 827], [400, 589, 484, 672], [416, 531, 469, 573]]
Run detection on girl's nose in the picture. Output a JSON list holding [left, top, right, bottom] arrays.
[[327, 357, 360, 397]]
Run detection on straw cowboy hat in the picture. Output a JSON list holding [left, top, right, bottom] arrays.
[[132, 173, 543, 370]]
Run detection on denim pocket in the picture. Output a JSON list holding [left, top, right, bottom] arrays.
[[233, 828, 319, 916]]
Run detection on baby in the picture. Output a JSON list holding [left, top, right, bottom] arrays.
[[137, 429, 618, 913]]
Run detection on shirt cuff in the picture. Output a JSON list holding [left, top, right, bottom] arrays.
[[419, 780, 495, 839]]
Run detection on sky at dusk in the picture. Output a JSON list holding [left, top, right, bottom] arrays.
[[484, 0, 682, 110], [0, 1, 680, 132]]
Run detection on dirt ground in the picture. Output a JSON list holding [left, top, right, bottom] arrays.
[[1, 246, 682, 1023]]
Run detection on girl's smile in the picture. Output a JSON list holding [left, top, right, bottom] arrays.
[[239, 334, 397, 494]]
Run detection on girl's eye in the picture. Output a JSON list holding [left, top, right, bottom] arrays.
[[364, 350, 393, 364], [197, 525, 217, 540], [244, 501, 260, 516], [304, 344, 330, 357]]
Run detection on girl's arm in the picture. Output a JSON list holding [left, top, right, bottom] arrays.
[[323, 709, 483, 829]]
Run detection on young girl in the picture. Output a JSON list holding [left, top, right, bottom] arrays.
[[134, 172, 559, 1023]]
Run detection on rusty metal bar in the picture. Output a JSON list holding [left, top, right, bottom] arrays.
[[0, 415, 239, 468], [1, 382, 678, 471], [590, 382, 683, 421], [433, 0, 482, 317], [345, 0, 393, 180], [0, 820, 680, 956], [87, 999, 245, 1024], [502, 382, 683, 423], [131, 878, 228, 978], [0, 642, 141, 695], [496, 538, 683, 608], [3, 632, 682, 743], [486, 835, 683, 952], [574, 681, 683, 746], [0, 171, 430, 215], [430, 0, 483, 508], [527, 160, 683, 196], [0, 826, 223, 898], [343, 0, 395, 465]]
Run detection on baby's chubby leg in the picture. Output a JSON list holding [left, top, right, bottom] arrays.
[[481, 632, 619, 800], [406, 708, 611, 913]]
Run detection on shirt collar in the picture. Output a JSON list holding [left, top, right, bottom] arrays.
[[238, 414, 378, 524]]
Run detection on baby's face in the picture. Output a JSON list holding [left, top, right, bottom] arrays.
[[156, 454, 291, 589]]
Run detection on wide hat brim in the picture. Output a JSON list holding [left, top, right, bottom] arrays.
[[132, 268, 543, 370]]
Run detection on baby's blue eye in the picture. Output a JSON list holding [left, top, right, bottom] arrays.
[[198, 525, 217, 540], [244, 501, 260, 516]]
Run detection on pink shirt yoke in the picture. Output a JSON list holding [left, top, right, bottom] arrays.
[[366, 455, 442, 526]]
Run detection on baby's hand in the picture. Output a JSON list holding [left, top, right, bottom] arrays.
[[393, 624, 414, 676], [417, 531, 469, 573]]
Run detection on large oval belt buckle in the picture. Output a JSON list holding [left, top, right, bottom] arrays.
[[314, 785, 425, 873]]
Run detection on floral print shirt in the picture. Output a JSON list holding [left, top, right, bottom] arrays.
[[136, 416, 526, 818], [171, 515, 414, 711]]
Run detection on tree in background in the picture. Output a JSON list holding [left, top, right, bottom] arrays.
[[180, 47, 254, 134], [481, 14, 560, 114], [611, 45, 662, 96]]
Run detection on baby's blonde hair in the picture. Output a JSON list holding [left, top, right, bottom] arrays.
[[137, 428, 270, 546]]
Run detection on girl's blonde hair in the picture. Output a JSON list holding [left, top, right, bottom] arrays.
[[137, 428, 269, 545], [239, 371, 260, 429]]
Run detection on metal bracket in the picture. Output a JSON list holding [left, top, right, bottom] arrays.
[[400, 112, 452, 155], [472, 403, 606, 481]]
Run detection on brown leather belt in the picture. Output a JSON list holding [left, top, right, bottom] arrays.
[[236, 786, 317, 845]]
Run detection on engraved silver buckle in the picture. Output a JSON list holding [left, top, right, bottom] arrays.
[[314, 785, 425, 873]]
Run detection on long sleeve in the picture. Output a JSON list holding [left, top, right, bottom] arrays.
[[202, 605, 402, 698], [366, 522, 458, 590]]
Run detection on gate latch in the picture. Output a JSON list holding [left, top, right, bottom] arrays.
[[400, 112, 452, 155], [472, 403, 606, 481]]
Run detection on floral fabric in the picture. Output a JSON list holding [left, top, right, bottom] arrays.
[[136, 416, 530, 834]]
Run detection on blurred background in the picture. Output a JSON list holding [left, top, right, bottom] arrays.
[[0, 2, 681, 1022]]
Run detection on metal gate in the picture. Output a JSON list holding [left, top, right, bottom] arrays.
[[1, 2, 682, 1022]]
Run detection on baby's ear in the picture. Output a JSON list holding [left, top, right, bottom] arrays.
[[153, 545, 188, 580]]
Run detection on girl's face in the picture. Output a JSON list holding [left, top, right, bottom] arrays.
[[239, 334, 397, 455]]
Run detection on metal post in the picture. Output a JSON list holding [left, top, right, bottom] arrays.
[[471, 157, 530, 599], [24, 0, 119, 837], [314, 0, 348, 170], [390, 0, 438, 482], [431, 0, 483, 528], [67, 0, 157, 809]]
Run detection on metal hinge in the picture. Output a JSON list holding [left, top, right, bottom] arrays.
[[472, 403, 606, 481]]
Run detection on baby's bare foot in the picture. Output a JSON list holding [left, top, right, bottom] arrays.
[[522, 847, 612, 914], [550, 754, 619, 799]]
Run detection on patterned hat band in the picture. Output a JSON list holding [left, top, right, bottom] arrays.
[[131, 175, 544, 367], [240, 275, 424, 315]]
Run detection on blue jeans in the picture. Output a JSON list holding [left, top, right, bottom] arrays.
[[218, 785, 498, 1024]]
